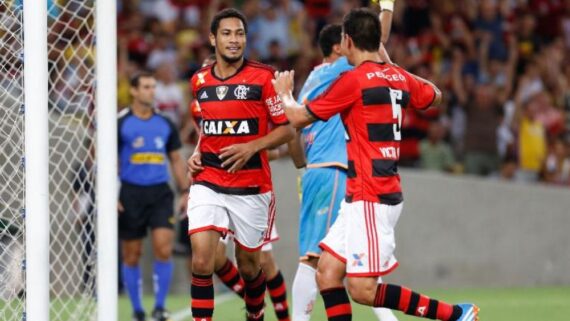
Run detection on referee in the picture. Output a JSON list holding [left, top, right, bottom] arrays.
[[118, 72, 189, 321]]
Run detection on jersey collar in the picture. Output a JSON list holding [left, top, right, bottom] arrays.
[[211, 59, 248, 82]]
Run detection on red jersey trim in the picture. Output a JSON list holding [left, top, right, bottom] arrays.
[[234, 238, 264, 252], [345, 262, 399, 277], [319, 243, 347, 263], [188, 225, 228, 236], [305, 104, 326, 121], [246, 60, 276, 74]]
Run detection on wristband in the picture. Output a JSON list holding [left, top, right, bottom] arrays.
[[379, 0, 395, 12]]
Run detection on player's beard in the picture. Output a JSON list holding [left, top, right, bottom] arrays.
[[220, 52, 243, 64]]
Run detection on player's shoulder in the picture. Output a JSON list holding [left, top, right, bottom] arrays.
[[244, 60, 276, 76], [190, 65, 213, 88], [118, 107, 132, 121]]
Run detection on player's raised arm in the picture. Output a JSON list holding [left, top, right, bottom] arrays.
[[272, 70, 315, 128], [377, 0, 395, 44], [273, 70, 358, 128], [374, 0, 395, 63]]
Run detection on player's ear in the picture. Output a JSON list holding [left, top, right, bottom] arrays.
[[332, 43, 342, 56], [209, 33, 216, 48]]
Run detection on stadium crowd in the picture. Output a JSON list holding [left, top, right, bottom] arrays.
[[108, 0, 570, 186]]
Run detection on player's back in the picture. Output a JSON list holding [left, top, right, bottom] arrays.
[[298, 57, 352, 169], [306, 61, 436, 204]]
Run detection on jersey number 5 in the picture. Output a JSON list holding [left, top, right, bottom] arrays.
[[389, 88, 403, 141]]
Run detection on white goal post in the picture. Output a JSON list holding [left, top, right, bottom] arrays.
[[1, 1, 117, 320]]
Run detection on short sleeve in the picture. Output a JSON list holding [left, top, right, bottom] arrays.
[[305, 72, 360, 121], [399, 67, 436, 109], [190, 74, 198, 98], [165, 118, 182, 152], [262, 74, 290, 126]]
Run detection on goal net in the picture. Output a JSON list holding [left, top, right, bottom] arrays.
[[1, 1, 114, 320], [0, 2, 26, 320]]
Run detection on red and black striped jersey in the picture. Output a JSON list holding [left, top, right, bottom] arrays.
[[306, 61, 436, 205], [190, 60, 289, 195]]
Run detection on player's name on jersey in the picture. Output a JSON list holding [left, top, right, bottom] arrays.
[[366, 70, 407, 82], [197, 84, 262, 102], [202, 118, 259, 136]]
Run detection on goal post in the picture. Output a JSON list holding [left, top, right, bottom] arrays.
[[95, 0, 118, 320], [23, 1, 50, 321], [0, 0, 117, 320]]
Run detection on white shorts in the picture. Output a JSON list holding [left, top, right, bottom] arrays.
[[219, 225, 279, 252], [187, 184, 275, 251], [319, 200, 402, 277]]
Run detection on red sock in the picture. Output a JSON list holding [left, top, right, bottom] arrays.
[[244, 270, 266, 321], [215, 259, 245, 298], [267, 271, 290, 321], [191, 273, 214, 321], [374, 283, 461, 320], [321, 287, 352, 321]]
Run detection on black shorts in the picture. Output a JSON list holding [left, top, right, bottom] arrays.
[[119, 182, 174, 240]]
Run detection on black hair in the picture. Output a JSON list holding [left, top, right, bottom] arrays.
[[130, 71, 154, 88], [210, 8, 248, 35], [318, 24, 342, 57], [342, 8, 381, 52]]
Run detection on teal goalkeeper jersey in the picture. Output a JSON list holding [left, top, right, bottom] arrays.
[[298, 57, 353, 168]]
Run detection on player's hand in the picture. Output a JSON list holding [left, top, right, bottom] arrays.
[[272, 70, 295, 97], [177, 191, 189, 217], [188, 152, 204, 175], [118, 200, 124, 214], [219, 142, 260, 173]]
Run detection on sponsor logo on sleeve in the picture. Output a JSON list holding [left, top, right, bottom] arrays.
[[265, 95, 285, 117]]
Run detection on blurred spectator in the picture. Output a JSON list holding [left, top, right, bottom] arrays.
[[419, 121, 456, 172], [146, 32, 178, 70], [112, 0, 570, 186], [251, 0, 303, 59], [154, 62, 186, 128], [499, 153, 518, 181], [513, 91, 548, 183], [544, 137, 570, 185]]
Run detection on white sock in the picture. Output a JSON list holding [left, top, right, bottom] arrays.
[[292, 263, 318, 321], [372, 277, 399, 321]]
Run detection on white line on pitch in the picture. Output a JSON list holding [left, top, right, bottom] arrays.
[[171, 292, 236, 321]]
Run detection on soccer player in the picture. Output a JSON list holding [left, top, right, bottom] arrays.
[[289, 24, 397, 321], [273, 8, 479, 321], [119, 72, 190, 321], [186, 8, 294, 321], [184, 55, 291, 321]]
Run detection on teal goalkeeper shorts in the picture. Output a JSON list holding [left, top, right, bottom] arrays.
[[299, 166, 346, 259]]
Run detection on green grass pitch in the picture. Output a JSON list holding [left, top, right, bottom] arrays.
[[119, 287, 570, 320]]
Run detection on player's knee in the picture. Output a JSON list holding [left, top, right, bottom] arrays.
[[259, 252, 277, 277], [154, 244, 172, 261], [237, 261, 260, 280], [122, 249, 142, 266], [192, 255, 214, 275], [316, 265, 336, 289]]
